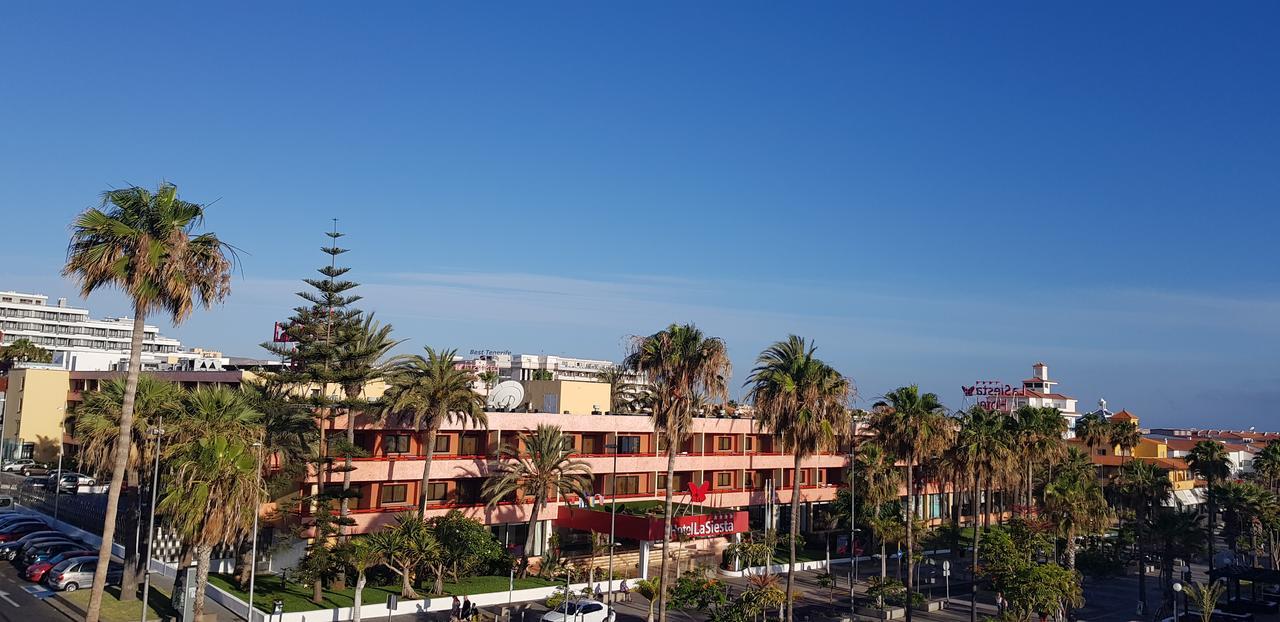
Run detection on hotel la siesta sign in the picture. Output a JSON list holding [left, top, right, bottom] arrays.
[[962, 380, 1016, 412], [673, 512, 747, 538]]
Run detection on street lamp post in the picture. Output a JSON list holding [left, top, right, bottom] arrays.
[[1173, 582, 1183, 622], [53, 450, 64, 521], [849, 415, 858, 622], [140, 419, 165, 622], [605, 440, 619, 605], [247, 441, 265, 622]]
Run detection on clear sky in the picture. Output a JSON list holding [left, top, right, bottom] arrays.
[[2, 3, 1277, 427]]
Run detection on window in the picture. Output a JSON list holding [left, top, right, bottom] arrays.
[[562, 435, 577, 452], [612, 475, 640, 495], [380, 484, 408, 505], [716, 472, 732, 488], [717, 436, 732, 451], [617, 435, 641, 454], [657, 474, 667, 491], [384, 434, 410, 455], [797, 470, 809, 485], [433, 435, 450, 453], [745, 437, 755, 452], [426, 483, 448, 501]]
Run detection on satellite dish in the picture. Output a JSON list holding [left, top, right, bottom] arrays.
[[487, 381, 525, 411]]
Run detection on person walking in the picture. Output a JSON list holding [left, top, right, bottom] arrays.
[[451, 596, 461, 621]]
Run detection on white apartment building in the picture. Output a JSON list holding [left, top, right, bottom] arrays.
[[963, 362, 1083, 437], [460, 351, 635, 382], [0, 290, 224, 371]]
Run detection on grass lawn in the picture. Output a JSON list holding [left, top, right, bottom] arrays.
[[60, 584, 179, 622], [209, 573, 558, 612]]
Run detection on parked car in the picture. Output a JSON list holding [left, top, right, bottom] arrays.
[[19, 463, 49, 477], [21, 540, 88, 566], [0, 514, 45, 529], [24, 548, 95, 583], [541, 600, 612, 622], [1, 459, 35, 473], [49, 473, 95, 494], [45, 556, 124, 592], [0, 523, 58, 543], [0, 532, 72, 559]]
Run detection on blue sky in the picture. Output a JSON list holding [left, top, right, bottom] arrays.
[[2, 3, 1277, 427]]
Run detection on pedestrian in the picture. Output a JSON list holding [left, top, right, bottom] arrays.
[[618, 579, 629, 603], [451, 595, 461, 621], [595, 583, 604, 601], [461, 596, 473, 621]]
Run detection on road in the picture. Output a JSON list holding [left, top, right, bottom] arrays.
[[0, 557, 74, 622]]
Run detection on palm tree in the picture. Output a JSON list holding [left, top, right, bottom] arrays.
[[1148, 510, 1207, 608], [950, 406, 1013, 622], [340, 538, 384, 622], [1043, 448, 1109, 569], [73, 375, 185, 597], [1253, 442, 1280, 494], [0, 338, 53, 371], [870, 386, 954, 622], [1117, 459, 1173, 615], [1014, 406, 1067, 508], [635, 578, 661, 622], [478, 370, 500, 390], [367, 513, 439, 598], [1074, 412, 1111, 457], [624, 323, 729, 622], [159, 435, 261, 620], [242, 380, 319, 473], [380, 347, 487, 513], [850, 441, 901, 579], [482, 424, 593, 576], [334, 314, 401, 532], [595, 365, 639, 413], [745, 335, 850, 621], [1213, 481, 1267, 566], [1187, 440, 1231, 570], [1110, 420, 1142, 462], [62, 182, 234, 622]]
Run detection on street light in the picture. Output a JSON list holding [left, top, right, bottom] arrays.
[[605, 440, 619, 605], [1173, 582, 1183, 622], [140, 419, 165, 622], [848, 414, 859, 622], [247, 440, 265, 622], [53, 449, 64, 521]]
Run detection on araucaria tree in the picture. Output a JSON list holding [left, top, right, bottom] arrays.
[[870, 386, 954, 622], [380, 347, 487, 513], [745, 335, 851, 622], [483, 424, 593, 576], [63, 183, 233, 622], [625, 323, 730, 622]]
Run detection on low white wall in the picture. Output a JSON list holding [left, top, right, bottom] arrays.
[[719, 549, 952, 578], [218, 579, 629, 622]]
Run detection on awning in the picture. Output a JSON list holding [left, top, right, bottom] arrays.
[[1173, 489, 1203, 507]]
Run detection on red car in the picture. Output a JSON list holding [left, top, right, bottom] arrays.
[[25, 549, 95, 582]]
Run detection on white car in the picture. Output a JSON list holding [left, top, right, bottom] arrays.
[[542, 600, 612, 622], [1, 460, 35, 473]]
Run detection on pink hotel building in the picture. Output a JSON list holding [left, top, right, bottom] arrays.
[[299, 409, 852, 574]]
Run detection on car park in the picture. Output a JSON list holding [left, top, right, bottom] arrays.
[[45, 556, 124, 592], [24, 549, 95, 582], [541, 600, 613, 622], [0, 522, 57, 542]]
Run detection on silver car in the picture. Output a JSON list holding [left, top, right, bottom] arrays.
[[44, 556, 124, 592]]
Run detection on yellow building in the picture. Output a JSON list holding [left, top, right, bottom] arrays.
[[1, 367, 71, 462], [1070, 409, 1197, 491], [522, 379, 612, 416]]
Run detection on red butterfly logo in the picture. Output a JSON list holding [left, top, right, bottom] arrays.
[[688, 481, 710, 503]]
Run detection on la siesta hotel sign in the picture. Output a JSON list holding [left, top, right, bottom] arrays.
[[673, 512, 748, 538], [962, 380, 1016, 412]]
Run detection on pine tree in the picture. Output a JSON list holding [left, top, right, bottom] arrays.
[[260, 221, 366, 592]]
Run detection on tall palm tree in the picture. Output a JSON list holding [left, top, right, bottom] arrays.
[[1213, 481, 1267, 566], [625, 323, 730, 622], [855, 442, 901, 579], [1043, 448, 1109, 570], [1253, 441, 1280, 495], [63, 182, 234, 622], [745, 335, 851, 621], [1118, 460, 1173, 615], [1187, 440, 1231, 571], [1148, 510, 1207, 608], [482, 424, 593, 576], [1014, 406, 1067, 508], [870, 386, 954, 622], [74, 375, 185, 598], [1110, 420, 1142, 463], [380, 347, 487, 513], [334, 314, 402, 529], [159, 435, 261, 620], [1074, 412, 1111, 457], [242, 380, 319, 472], [950, 406, 1013, 622]]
